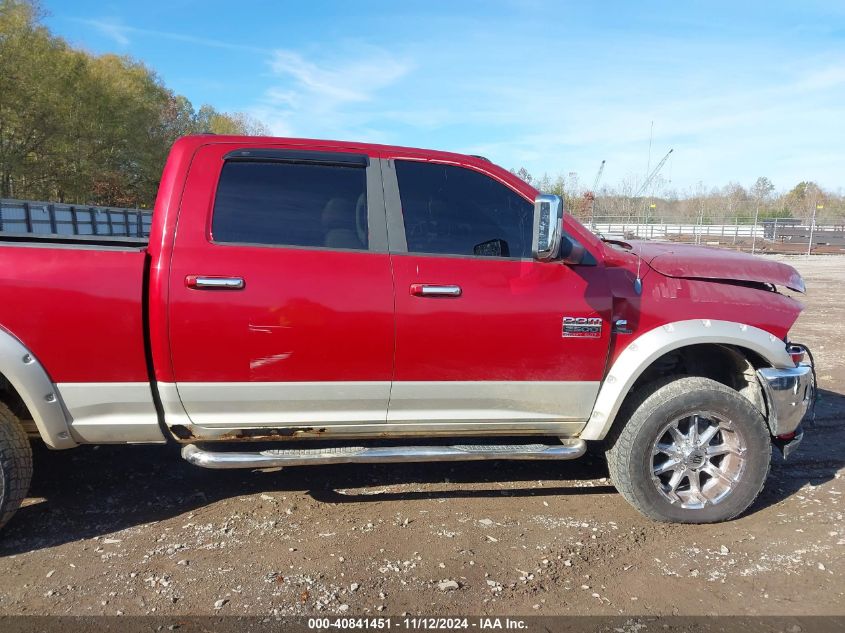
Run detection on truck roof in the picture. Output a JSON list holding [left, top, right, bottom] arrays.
[[172, 135, 537, 195]]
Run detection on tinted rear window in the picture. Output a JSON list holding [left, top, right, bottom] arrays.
[[211, 161, 368, 250]]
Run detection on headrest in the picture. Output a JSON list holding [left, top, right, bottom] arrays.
[[321, 198, 355, 230]]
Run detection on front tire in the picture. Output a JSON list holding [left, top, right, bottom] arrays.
[[605, 376, 771, 523], [0, 402, 33, 531]]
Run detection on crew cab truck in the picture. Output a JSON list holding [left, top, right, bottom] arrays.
[[0, 135, 814, 528]]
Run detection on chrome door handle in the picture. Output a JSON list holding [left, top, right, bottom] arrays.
[[410, 283, 462, 297], [186, 275, 245, 290]]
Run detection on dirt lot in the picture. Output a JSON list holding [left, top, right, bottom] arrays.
[[0, 256, 842, 617]]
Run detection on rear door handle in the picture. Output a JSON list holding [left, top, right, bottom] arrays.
[[410, 283, 462, 297], [186, 275, 245, 290]]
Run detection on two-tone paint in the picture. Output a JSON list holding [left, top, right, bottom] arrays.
[[0, 135, 806, 449]]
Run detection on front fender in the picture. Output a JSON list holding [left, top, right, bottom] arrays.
[[578, 319, 794, 440]]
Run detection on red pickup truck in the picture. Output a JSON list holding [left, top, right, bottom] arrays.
[[0, 135, 814, 527]]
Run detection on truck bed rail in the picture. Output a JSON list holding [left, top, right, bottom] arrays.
[[0, 198, 151, 244]]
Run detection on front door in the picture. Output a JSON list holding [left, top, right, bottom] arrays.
[[166, 145, 394, 432], [383, 158, 611, 435]]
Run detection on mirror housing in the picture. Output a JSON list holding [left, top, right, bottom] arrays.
[[531, 193, 585, 264], [532, 194, 564, 261]]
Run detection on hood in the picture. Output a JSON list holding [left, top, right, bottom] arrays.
[[621, 241, 806, 292]]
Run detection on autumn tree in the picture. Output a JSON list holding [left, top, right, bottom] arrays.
[[0, 0, 269, 207], [782, 181, 826, 222], [751, 176, 775, 202]]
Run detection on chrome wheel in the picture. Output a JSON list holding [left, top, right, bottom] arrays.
[[650, 412, 747, 509]]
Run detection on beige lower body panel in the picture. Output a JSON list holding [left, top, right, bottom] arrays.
[[173, 381, 392, 426], [387, 381, 598, 422], [162, 380, 597, 442], [56, 382, 165, 444]]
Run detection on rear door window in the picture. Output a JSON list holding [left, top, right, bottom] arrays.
[[212, 160, 369, 250]]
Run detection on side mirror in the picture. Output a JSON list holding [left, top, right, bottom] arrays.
[[531, 193, 585, 264], [473, 238, 510, 258], [532, 194, 564, 261]]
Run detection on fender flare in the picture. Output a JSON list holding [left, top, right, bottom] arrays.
[[578, 319, 793, 440], [0, 327, 77, 449]]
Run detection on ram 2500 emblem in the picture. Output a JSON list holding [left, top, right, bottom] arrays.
[[562, 316, 603, 338]]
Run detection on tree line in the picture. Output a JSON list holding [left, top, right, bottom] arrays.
[[0, 0, 267, 208], [513, 170, 843, 227]]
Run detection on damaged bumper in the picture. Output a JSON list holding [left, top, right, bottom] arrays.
[[756, 363, 814, 440], [773, 426, 804, 460]]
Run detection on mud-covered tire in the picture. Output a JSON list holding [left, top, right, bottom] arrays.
[[605, 376, 771, 523], [0, 402, 33, 531]]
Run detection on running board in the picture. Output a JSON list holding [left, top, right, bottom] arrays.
[[181, 440, 586, 470]]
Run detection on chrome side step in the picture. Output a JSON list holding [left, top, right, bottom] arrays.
[[181, 440, 586, 470]]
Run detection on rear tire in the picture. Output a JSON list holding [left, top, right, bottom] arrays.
[[605, 376, 770, 523], [0, 402, 33, 531]]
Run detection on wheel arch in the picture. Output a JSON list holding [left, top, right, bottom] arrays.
[[579, 319, 793, 441], [0, 326, 76, 449]]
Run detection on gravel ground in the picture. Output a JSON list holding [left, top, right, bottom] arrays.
[[0, 255, 842, 617]]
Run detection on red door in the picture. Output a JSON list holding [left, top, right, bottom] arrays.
[[383, 158, 611, 433], [166, 144, 394, 432]]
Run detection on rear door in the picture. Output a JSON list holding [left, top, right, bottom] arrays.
[[383, 158, 611, 434], [166, 145, 394, 432]]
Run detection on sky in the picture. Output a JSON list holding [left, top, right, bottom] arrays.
[[45, 1, 845, 194]]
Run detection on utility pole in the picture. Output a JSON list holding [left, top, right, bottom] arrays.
[[696, 195, 705, 246], [642, 121, 653, 229], [807, 203, 822, 256], [751, 204, 759, 254], [587, 159, 606, 230]]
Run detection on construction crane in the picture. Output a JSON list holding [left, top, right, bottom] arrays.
[[584, 159, 606, 229], [592, 159, 606, 193], [634, 148, 673, 198], [634, 148, 673, 234]]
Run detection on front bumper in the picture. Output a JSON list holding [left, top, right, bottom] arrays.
[[756, 363, 814, 437]]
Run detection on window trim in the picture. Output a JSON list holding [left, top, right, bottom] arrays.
[[206, 152, 388, 254], [223, 148, 369, 168], [383, 157, 537, 261]]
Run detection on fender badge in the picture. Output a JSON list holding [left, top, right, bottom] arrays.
[[563, 316, 603, 338]]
